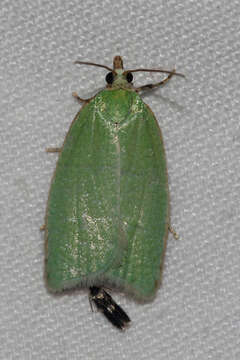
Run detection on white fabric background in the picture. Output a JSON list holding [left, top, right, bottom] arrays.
[[1, 0, 239, 359]]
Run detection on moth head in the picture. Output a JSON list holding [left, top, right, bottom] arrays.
[[105, 56, 133, 88]]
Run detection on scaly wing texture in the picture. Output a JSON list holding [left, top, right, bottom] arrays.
[[103, 90, 169, 300], [46, 93, 126, 291], [46, 89, 169, 299]]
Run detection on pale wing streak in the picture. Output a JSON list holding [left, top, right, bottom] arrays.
[[114, 124, 122, 249], [126, 118, 147, 248]]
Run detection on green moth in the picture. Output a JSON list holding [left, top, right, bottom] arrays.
[[44, 56, 184, 329]]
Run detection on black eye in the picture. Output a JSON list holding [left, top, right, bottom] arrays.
[[106, 72, 114, 84], [126, 72, 133, 83]]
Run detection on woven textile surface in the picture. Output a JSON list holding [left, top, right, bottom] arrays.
[[1, 1, 239, 359]]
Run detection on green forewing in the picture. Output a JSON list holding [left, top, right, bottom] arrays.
[[46, 89, 169, 300]]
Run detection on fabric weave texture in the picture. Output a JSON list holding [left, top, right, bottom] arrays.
[[0, 1, 239, 359]]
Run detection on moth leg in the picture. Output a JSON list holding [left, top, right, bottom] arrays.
[[40, 224, 46, 231], [168, 225, 179, 240], [46, 147, 62, 153], [136, 70, 176, 92], [88, 293, 95, 312], [72, 92, 93, 103]]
